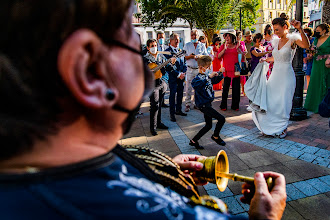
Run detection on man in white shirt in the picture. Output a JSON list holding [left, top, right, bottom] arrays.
[[184, 29, 209, 112]]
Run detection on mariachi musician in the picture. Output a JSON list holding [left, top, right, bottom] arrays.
[[164, 33, 188, 122], [144, 39, 176, 136]]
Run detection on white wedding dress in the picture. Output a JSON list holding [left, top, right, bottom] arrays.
[[245, 33, 301, 136]]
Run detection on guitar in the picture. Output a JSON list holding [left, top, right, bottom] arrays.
[[148, 50, 186, 79]]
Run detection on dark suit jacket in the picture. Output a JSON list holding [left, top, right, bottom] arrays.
[[164, 47, 187, 85]]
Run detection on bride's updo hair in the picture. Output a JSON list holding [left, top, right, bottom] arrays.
[[272, 13, 290, 28]]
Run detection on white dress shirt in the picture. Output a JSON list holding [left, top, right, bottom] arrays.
[[183, 41, 208, 68]]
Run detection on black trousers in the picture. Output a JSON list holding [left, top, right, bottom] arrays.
[[192, 104, 225, 141], [150, 79, 167, 130], [169, 78, 184, 116], [220, 77, 240, 110]]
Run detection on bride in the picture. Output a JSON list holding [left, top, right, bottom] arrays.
[[245, 13, 310, 138]]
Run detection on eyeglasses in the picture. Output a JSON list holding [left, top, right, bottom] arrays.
[[104, 38, 154, 100]]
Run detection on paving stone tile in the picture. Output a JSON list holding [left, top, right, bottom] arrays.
[[233, 212, 249, 218], [250, 127, 260, 132], [281, 204, 305, 220], [286, 184, 306, 200], [263, 143, 280, 150], [224, 140, 260, 155], [207, 187, 233, 199], [284, 160, 330, 179], [285, 149, 304, 158], [305, 178, 330, 193], [253, 140, 271, 148], [286, 194, 293, 202], [301, 145, 319, 154], [234, 195, 250, 212], [237, 150, 279, 168], [279, 139, 295, 147], [312, 157, 330, 167], [318, 175, 330, 185], [273, 145, 291, 154], [231, 134, 246, 139], [203, 183, 218, 191], [316, 144, 328, 149], [257, 164, 303, 184], [288, 194, 330, 220], [326, 191, 330, 198], [298, 153, 317, 163], [292, 181, 320, 197], [221, 196, 244, 214], [227, 154, 250, 172], [290, 142, 308, 151], [197, 185, 208, 196], [227, 169, 256, 195], [181, 149, 201, 155], [314, 149, 330, 158], [268, 138, 285, 144]]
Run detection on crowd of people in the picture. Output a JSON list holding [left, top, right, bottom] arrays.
[[145, 13, 329, 140], [0, 0, 327, 219], [0, 1, 289, 219]]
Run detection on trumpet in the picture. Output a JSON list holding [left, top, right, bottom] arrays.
[[196, 150, 273, 192]]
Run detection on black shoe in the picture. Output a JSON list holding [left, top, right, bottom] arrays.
[[150, 130, 158, 136], [189, 140, 204, 149], [161, 103, 169, 108], [170, 115, 176, 122], [157, 123, 168, 129], [211, 135, 226, 146], [175, 111, 187, 116]]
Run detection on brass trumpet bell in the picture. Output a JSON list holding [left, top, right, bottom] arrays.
[[196, 150, 273, 192], [196, 150, 229, 192]]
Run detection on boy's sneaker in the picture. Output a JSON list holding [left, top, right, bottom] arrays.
[[211, 135, 226, 146], [189, 140, 204, 149]]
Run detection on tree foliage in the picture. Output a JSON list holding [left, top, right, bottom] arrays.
[[227, 0, 261, 32], [136, 0, 261, 43]]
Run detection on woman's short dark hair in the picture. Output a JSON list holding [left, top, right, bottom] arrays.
[[224, 33, 238, 45], [316, 23, 330, 33], [147, 39, 157, 47], [304, 27, 314, 37], [0, 0, 133, 160], [253, 33, 263, 43], [212, 37, 222, 45], [264, 24, 272, 36], [272, 13, 290, 28]]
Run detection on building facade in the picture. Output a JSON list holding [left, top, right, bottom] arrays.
[[308, 0, 323, 28], [252, 0, 309, 34]]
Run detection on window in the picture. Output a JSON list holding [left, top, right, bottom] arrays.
[[270, 11, 273, 20], [277, 0, 281, 4], [147, 31, 153, 40]]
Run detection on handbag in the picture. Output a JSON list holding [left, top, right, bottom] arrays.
[[235, 50, 250, 76]]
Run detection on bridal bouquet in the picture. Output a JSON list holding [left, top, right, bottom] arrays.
[[316, 54, 330, 61], [306, 45, 318, 56]]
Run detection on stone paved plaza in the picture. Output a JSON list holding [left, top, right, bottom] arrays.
[[120, 90, 330, 219]]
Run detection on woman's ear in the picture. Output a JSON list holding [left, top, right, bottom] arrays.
[[57, 29, 118, 109]]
